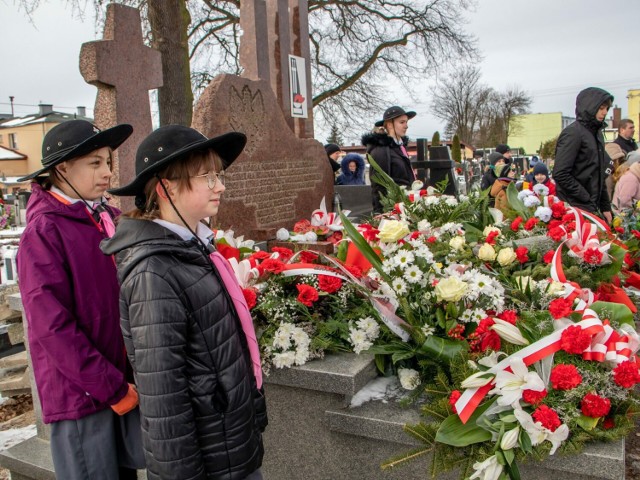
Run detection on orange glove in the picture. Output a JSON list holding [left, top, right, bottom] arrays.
[[111, 383, 139, 416]]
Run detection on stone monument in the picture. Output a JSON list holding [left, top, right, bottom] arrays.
[[192, 0, 333, 240], [80, 3, 163, 211]]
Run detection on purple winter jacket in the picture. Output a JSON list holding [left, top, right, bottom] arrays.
[[17, 184, 129, 423]]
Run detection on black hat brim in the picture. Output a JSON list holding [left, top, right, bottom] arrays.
[[374, 110, 416, 128], [18, 124, 133, 182], [108, 132, 247, 196]]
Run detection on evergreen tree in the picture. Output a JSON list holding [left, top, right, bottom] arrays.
[[451, 134, 461, 162], [326, 124, 344, 146], [432, 131, 441, 146]]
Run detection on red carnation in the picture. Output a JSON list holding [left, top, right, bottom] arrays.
[[547, 219, 563, 230], [293, 219, 312, 233], [612, 360, 640, 388], [624, 253, 636, 268], [583, 248, 603, 265], [522, 388, 547, 405], [468, 318, 501, 352], [560, 325, 592, 354], [549, 297, 573, 319], [551, 202, 567, 219], [550, 364, 582, 390], [242, 288, 258, 309], [271, 246, 294, 262], [602, 417, 615, 429], [515, 246, 529, 264], [565, 221, 576, 233], [299, 250, 319, 263], [359, 224, 380, 241], [427, 236, 437, 243], [562, 213, 574, 223], [296, 284, 319, 307], [524, 217, 539, 231], [543, 250, 555, 264], [548, 226, 566, 242], [511, 217, 524, 232], [449, 390, 462, 413], [344, 263, 363, 279], [615, 226, 624, 234], [581, 393, 611, 418], [250, 251, 271, 261], [486, 230, 500, 245], [532, 405, 562, 432], [327, 231, 343, 244], [632, 230, 640, 240], [497, 310, 518, 325], [259, 258, 286, 274], [318, 274, 343, 294]]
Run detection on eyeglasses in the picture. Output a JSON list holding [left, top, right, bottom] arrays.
[[191, 170, 225, 189]]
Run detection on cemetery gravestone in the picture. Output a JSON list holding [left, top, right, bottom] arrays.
[[80, 3, 162, 211]]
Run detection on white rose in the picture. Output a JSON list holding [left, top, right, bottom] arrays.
[[378, 220, 410, 243], [449, 236, 466, 251], [304, 231, 318, 242], [434, 276, 468, 302], [478, 243, 497, 261], [496, 247, 517, 266], [547, 280, 565, 296], [398, 368, 421, 390], [276, 228, 290, 241]]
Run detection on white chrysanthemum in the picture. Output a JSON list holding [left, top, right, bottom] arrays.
[[272, 351, 296, 369], [349, 328, 373, 354], [381, 260, 395, 275], [441, 222, 463, 234], [391, 277, 408, 295], [533, 183, 549, 196], [398, 368, 421, 390], [291, 327, 311, 349], [272, 325, 292, 350], [444, 196, 458, 206], [394, 250, 415, 268], [534, 206, 553, 222], [459, 194, 469, 202], [294, 347, 310, 365], [379, 281, 397, 300], [421, 325, 436, 337], [413, 246, 434, 263], [417, 219, 431, 231], [356, 317, 380, 340], [424, 196, 440, 206], [403, 265, 423, 284], [460, 308, 486, 324], [523, 195, 541, 208], [407, 237, 424, 248], [518, 189, 535, 200]]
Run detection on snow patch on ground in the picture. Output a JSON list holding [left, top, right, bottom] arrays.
[[350, 375, 403, 408], [0, 424, 36, 452]]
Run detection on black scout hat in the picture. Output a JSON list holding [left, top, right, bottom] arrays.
[[108, 124, 246, 197], [375, 106, 417, 127], [18, 120, 133, 181]]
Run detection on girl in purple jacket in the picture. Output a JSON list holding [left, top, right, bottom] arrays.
[[16, 120, 144, 479]]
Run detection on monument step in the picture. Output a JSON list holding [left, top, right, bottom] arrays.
[[0, 350, 27, 369]]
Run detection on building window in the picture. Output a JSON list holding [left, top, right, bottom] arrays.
[[0, 134, 3, 144], [8, 134, 17, 150]]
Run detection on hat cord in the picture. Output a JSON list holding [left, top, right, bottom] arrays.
[[58, 173, 110, 221]]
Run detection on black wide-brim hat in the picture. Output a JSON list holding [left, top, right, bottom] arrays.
[[374, 106, 416, 127], [18, 120, 133, 181], [108, 124, 247, 196]]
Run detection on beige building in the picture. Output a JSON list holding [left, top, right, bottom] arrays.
[[0, 104, 90, 191], [508, 112, 575, 155]]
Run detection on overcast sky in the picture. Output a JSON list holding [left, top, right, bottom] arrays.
[[1, 0, 639, 144]]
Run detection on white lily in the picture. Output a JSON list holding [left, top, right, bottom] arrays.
[[514, 407, 569, 455], [470, 454, 503, 480], [227, 257, 258, 288], [490, 318, 529, 345], [500, 426, 520, 450], [489, 357, 545, 407], [478, 350, 507, 368], [461, 371, 495, 389]]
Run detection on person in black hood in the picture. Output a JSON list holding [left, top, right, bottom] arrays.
[[362, 106, 416, 213], [552, 87, 614, 223]]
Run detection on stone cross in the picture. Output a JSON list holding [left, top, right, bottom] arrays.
[[240, 0, 314, 138], [79, 3, 163, 211]]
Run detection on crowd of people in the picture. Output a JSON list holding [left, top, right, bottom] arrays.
[[14, 87, 639, 480]]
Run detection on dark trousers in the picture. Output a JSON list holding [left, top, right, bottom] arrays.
[[50, 407, 144, 480]]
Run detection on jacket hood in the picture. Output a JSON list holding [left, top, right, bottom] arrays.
[[341, 153, 365, 173], [25, 183, 110, 225], [575, 87, 613, 130], [101, 217, 210, 282], [361, 131, 409, 148]]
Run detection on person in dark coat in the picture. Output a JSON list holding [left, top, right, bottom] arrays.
[[613, 119, 638, 154], [362, 106, 416, 212], [102, 125, 266, 480], [324, 143, 343, 174], [16, 120, 144, 479], [553, 87, 614, 223], [480, 151, 508, 192], [337, 153, 366, 185]]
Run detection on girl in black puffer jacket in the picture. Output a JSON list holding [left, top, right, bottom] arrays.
[[102, 125, 266, 480]]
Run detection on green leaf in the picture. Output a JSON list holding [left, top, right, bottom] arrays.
[[336, 239, 349, 262], [504, 457, 521, 480], [435, 400, 494, 447], [519, 429, 532, 454], [588, 301, 635, 328], [391, 351, 416, 364], [576, 414, 599, 431], [420, 336, 468, 363], [435, 308, 446, 328], [505, 182, 527, 217], [374, 354, 387, 374], [502, 448, 515, 466]]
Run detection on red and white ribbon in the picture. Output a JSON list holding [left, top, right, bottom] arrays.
[[311, 196, 351, 231], [454, 308, 637, 424]]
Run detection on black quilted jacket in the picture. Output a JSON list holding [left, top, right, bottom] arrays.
[[101, 218, 266, 480]]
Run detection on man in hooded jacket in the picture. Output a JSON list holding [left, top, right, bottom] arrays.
[[552, 87, 614, 223]]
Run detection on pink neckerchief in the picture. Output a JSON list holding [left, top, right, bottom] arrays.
[[48, 190, 116, 238], [209, 251, 263, 389], [398, 143, 417, 181]]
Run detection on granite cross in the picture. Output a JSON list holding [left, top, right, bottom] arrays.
[[79, 3, 163, 211]]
